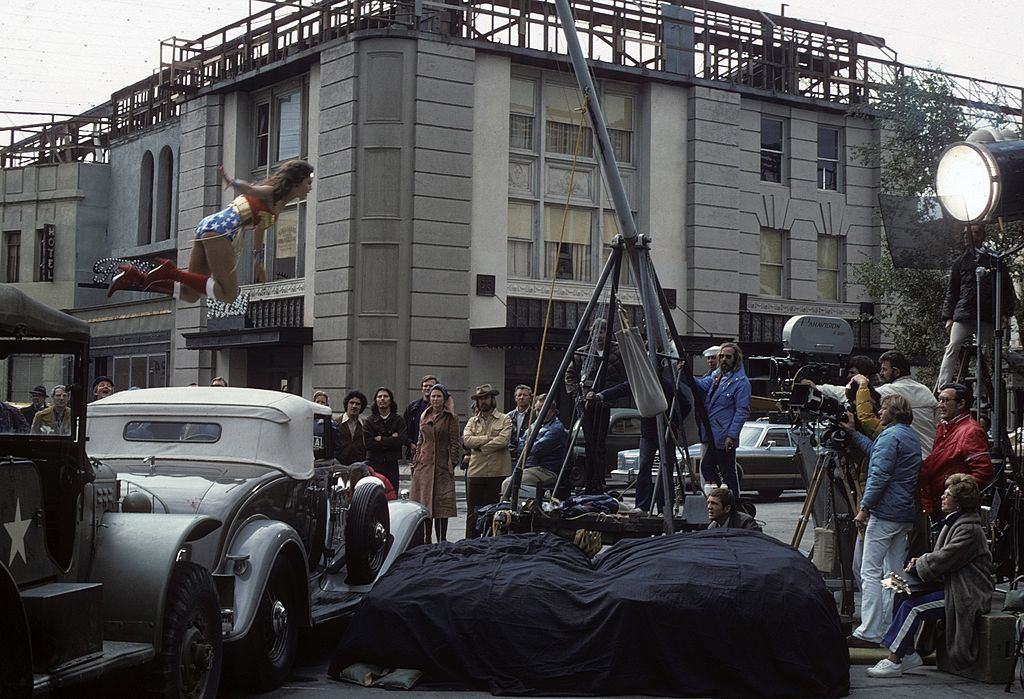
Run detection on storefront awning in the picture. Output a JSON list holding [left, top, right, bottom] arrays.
[[183, 326, 312, 350]]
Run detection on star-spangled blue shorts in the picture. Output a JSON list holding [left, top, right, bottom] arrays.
[[195, 205, 242, 241]]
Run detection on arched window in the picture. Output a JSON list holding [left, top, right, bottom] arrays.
[[138, 151, 154, 245], [155, 146, 174, 242]]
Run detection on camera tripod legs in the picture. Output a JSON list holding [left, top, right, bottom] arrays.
[[792, 457, 828, 548]]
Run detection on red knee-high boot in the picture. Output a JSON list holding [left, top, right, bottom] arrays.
[[145, 259, 212, 298]]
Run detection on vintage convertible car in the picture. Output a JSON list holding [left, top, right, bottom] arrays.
[[611, 417, 806, 500], [87, 387, 428, 691]]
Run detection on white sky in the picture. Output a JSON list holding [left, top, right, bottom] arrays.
[[2, 0, 1022, 125]]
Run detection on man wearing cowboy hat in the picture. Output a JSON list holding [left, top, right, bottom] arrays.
[[462, 383, 513, 539]]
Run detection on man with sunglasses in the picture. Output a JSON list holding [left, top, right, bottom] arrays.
[[694, 342, 750, 496], [918, 382, 992, 523]]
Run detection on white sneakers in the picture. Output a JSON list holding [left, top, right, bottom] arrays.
[[866, 652, 923, 677]]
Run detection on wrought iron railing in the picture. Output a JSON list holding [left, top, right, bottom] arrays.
[[249, 295, 305, 328]]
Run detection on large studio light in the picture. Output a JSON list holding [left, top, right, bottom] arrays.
[[935, 129, 1024, 223]]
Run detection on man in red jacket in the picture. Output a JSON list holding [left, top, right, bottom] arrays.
[[919, 383, 992, 520]]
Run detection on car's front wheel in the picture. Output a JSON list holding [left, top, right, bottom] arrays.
[[145, 562, 222, 699], [230, 557, 299, 692]]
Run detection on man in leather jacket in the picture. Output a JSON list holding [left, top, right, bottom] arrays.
[[935, 224, 1016, 392]]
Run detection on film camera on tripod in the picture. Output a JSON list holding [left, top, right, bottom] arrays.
[[748, 315, 863, 620]]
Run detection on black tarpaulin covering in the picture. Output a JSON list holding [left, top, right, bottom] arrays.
[[329, 530, 849, 697]]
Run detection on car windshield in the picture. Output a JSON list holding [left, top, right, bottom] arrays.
[[739, 425, 762, 448], [123, 421, 222, 443], [0, 351, 76, 438]]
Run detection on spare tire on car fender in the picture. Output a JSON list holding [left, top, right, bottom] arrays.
[[345, 479, 391, 585]]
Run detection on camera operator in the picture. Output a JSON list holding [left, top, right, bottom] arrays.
[[805, 355, 880, 406], [840, 394, 922, 648], [875, 351, 937, 458]]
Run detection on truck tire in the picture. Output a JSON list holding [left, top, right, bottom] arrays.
[[230, 556, 299, 691], [146, 562, 222, 698], [345, 480, 390, 585]]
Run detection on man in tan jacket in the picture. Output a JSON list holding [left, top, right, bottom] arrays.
[[463, 384, 513, 539]]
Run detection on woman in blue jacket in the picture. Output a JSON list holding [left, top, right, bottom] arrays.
[[842, 393, 922, 647]]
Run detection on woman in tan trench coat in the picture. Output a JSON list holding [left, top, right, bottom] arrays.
[[409, 384, 460, 543]]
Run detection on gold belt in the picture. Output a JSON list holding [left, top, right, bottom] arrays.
[[231, 196, 276, 229]]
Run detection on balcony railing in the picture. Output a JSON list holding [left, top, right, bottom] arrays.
[[0, 110, 111, 169]]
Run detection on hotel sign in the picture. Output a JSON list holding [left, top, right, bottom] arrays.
[[38, 224, 55, 282]]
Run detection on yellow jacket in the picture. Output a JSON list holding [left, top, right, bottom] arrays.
[[462, 410, 513, 478]]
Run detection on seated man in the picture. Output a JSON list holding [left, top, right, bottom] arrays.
[[705, 487, 761, 531], [501, 394, 567, 501]]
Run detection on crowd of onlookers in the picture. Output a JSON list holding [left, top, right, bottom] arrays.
[[309, 376, 558, 544]]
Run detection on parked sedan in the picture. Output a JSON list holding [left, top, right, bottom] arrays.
[[87, 387, 429, 692], [611, 418, 806, 499]]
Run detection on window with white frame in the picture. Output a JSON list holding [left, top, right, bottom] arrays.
[[544, 205, 593, 281], [760, 116, 785, 183], [817, 234, 842, 301], [759, 228, 786, 297], [604, 93, 634, 163], [507, 201, 534, 278], [248, 79, 309, 283], [507, 71, 638, 285], [817, 126, 841, 191], [253, 80, 307, 169], [544, 82, 593, 158], [510, 78, 536, 151]]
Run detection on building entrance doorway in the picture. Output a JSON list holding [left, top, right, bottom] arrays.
[[247, 345, 303, 395]]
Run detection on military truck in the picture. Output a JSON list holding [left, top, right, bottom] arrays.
[[0, 286, 224, 697]]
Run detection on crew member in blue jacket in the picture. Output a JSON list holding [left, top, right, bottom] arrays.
[[841, 393, 922, 647], [693, 342, 751, 496], [502, 393, 567, 500]]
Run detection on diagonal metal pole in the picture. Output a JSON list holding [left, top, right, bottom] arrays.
[[553, 0, 681, 533]]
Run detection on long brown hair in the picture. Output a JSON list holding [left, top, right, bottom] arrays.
[[262, 159, 313, 203]]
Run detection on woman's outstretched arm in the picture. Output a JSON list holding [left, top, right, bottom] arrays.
[[218, 165, 274, 201]]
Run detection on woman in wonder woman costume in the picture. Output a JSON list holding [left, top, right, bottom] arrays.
[[108, 159, 313, 303]]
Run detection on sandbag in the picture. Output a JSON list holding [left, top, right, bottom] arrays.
[[615, 319, 668, 417]]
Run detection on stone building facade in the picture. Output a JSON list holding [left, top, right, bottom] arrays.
[[4, 1, 1015, 410]]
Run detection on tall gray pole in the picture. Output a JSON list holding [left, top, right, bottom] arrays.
[[552, 0, 680, 532]]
